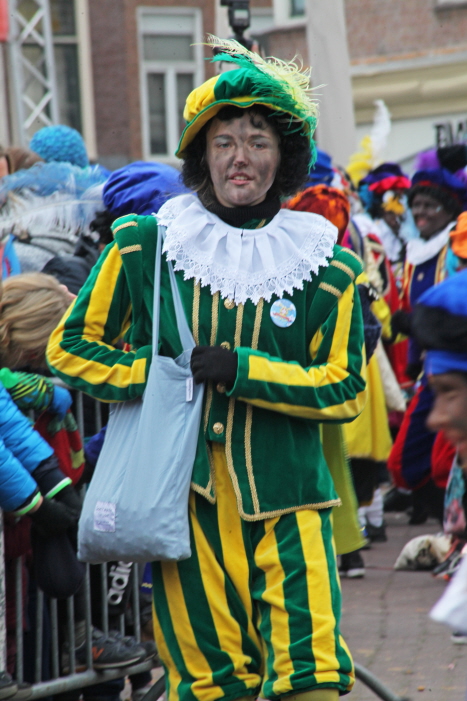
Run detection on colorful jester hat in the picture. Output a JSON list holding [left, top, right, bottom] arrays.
[[176, 35, 319, 161]]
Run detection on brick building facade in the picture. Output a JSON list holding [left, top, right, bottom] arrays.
[[88, 0, 218, 169], [262, 0, 467, 168], [2, 0, 466, 169]]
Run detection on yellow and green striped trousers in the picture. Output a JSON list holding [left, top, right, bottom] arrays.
[[152, 444, 354, 701]]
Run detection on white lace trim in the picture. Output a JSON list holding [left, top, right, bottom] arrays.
[[156, 194, 337, 305]]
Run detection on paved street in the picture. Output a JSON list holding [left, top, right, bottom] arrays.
[[341, 513, 467, 700]]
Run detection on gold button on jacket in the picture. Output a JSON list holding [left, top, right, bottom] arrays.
[[212, 422, 225, 435], [224, 298, 235, 310], [220, 341, 231, 350]]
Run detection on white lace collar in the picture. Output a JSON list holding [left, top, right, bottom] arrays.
[[406, 222, 455, 267], [156, 194, 337, 305]]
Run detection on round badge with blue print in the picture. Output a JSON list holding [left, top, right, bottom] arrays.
[[270, 298, 297, 328]]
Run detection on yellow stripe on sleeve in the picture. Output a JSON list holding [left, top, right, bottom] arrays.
[[238, 391, 367, 422], [248, 284, 354, 389], [50, 345, 147, 389], [47, 245, 147, 393], [84, 245, 123, 340]]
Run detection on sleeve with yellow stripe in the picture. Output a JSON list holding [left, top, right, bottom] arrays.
[[228, 282, 367, 422], [46, 218, 151, 402]]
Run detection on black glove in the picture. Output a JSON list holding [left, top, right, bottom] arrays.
[[391, 310, 412, 339], [190, 346, 238, 386], [54, 484, 82, 518], [357, 284, 382, 363], [30, 497, 79, 539]]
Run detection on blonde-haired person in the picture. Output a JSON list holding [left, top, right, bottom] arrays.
[[0, 146, 43, 179], [0, 273, 80, 564], [0, 272, 75, 425], [0, 273, 73, 370]]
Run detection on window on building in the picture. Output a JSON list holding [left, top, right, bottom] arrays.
[[138, 8, 204, 159], [290, 0, 305, 17], [50, 0, 82, 132]]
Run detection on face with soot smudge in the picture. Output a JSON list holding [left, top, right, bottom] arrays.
[[205, 110, 281, 208]]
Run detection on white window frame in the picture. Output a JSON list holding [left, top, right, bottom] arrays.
[[75, 0, 97, 160], [49, 0, 97, 159], [137, 6, 204, 162]]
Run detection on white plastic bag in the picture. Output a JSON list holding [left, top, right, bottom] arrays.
[[430, 554, 467, 633], [394, 533, 451, 570]]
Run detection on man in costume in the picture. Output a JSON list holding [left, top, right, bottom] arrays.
[[47, 39, 366, 700], [388, 168, 467, 522], [357, 163, 411, 280]]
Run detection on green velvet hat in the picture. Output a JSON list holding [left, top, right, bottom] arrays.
[[176, 36, 319, 160]]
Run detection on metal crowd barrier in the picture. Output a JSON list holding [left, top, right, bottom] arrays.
[[17, 563, 156, 699], [4, 387, 161, 699]]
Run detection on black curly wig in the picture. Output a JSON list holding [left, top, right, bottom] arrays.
[[181, 105, 312, 207], [408, 184, 463, 219]]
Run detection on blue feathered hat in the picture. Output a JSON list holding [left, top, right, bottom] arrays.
[[103, 161, 190, 217], [30, 125, 89, 169], [0, 161, 107, 246]]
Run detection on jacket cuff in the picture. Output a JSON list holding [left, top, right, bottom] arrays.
[[226, 347, 252, 399], [32, 457, 71, 497], [13, 489, 42, 516], [45, 477, 72, 499]]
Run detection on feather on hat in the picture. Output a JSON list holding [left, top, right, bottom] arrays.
[[176, 36, 319, 161]]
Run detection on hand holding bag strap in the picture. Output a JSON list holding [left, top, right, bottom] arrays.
[[153, 226, 196, 356]]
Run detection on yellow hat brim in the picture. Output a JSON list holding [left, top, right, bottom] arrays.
[[175, 96, 289, 159]]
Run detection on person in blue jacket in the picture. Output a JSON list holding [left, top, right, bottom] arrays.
[[0, 380, 79, 531], [0, 376, 81, 693]]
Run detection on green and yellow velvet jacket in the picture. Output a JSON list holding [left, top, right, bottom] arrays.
[[47, 212, 366, 521]]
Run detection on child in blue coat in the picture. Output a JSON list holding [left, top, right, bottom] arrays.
[[0, 379, 78, 528]]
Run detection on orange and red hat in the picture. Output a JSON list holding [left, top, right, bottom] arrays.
[[285, 184, 350, 243]]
